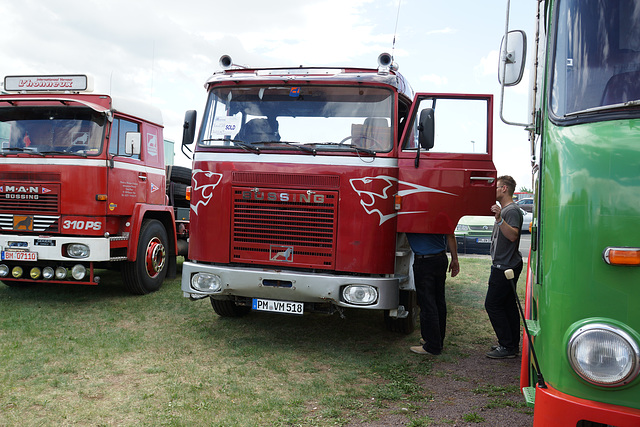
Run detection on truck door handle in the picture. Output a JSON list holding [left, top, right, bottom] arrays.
[[138, 173, 147, 181], [470, 176, 495, 184]]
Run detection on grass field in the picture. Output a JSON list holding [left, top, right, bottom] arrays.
[[0, 257, 522, 426]]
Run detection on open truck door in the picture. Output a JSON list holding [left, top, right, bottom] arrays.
[[397, 93, 496, 234]]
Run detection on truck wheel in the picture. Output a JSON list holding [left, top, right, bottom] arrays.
[[384, 289, 419, 334], [122, 219, 169, 295], [210, 298, 251, 317]]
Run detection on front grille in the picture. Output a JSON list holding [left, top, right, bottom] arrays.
[[0, 182, 60, 215], [0, 193, 59, 214], [231, 187, 338, 268]]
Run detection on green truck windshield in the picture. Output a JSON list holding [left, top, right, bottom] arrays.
[[551, 0, 640, 117]]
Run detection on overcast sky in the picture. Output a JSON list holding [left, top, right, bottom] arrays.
[[2, 0, 537, 193]]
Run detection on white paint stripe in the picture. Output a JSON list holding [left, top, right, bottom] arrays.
[[0, 157, 165, 175], [193, 152, 398, 168]]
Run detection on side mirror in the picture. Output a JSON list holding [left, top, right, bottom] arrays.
[[498, 30, 527, 86], [418, 108, 434, 150], [182, 110, 197, 146], [124, 132, 141, 156]]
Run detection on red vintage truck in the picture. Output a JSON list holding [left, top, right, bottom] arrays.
[[180, 55, 496, 331], [0, 74, 189, 294]]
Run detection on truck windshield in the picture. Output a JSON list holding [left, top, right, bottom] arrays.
[[199, 85, 394, 153], [551, 0, 640, 117], [0, 106, 105, 156]]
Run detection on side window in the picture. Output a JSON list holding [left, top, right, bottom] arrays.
[[403, 97, 488, 154], [109, 118, 140, 159]]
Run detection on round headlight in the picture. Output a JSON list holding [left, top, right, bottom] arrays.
[[55, 266, 68, 280], [342, 284, 378, 305], [191, 273, 222, 293], [43, 267, 55, 280], [568, 323, 640, 387], [0, 264, 9, 277], [71, 264, 87, 280], [30, 267, 42, 280], [12, 266, 23, 278]]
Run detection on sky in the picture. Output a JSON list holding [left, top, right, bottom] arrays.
[[1, 0, 537, 192]]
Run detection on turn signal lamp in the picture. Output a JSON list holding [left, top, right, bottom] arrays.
[[186, 186, 192, 201], [394, 194, 402, 210], [96, 194, 108, 201], [603, 247, 640, 266]]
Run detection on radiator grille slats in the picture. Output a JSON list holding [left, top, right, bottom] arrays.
[[232, 187, 338, 268]]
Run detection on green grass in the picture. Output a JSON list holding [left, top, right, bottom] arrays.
[[0, 257, 515, 426]]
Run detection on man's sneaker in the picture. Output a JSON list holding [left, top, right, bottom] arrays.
[[485, 345, 516, 359], [491, 344, 519, 355], [410, 345, 440, 356]]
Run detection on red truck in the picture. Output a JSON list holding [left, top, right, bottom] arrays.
[[0, 74, 189, 294], [180, 55, 496, 331]]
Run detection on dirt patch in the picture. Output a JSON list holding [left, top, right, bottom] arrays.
[[349, 343, 533, 426]]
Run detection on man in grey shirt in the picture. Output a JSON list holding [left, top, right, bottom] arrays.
[[485, 175, 523, 359]]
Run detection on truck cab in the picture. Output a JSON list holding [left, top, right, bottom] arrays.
[[181, 55, 496, 330], [0, 74, 185, 294]]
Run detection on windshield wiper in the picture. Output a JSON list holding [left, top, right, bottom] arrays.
[[200, 138, 260, 154], [310, 142, 377, 156], [40, 150, 87, 157], [0, 147, 44, 157], [253, 140, 317, 155], [566, 99, 640, 117]]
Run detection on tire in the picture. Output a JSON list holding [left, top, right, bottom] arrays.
[[122, 219, 169, 295], [167, 182, 190, 208], [210, 298, 251, 317], [166, 165, 192, 184], [384, 289, 419, 334]]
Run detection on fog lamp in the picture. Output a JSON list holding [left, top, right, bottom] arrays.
[[71, 264, 87, 280], [12, 266, 23, 278], [568, 323, 640, 387], [342, 284, 378, 305], [0, 264, 9, 277], [55, 266, 68, 280], [30, 267, 42, 280], [66, 243, 90, 259], [191, 273, 222, 293], [43, 267, 55, 280]]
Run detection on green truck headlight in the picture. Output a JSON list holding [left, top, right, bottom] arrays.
[[568, 323, 640, 387]]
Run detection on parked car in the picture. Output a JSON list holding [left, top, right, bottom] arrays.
[[455, 216, 494, 255], [521, 208, 532, 233], [516, 198, 534, 213]]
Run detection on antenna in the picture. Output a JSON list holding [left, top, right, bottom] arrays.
[[391, 0, 402, 60]]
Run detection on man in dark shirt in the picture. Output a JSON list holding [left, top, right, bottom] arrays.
[[407, 233, 459, 356], [485, 175, 524, 359]]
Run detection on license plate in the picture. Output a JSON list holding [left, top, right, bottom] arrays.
[[476, 238, 491, 244], [1, 250, 37, 261], [252, 298, 303, 315]]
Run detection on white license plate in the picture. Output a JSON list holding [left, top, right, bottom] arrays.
[[476, 238, 491, 244], [252, 298, 303, 315], [1, 250, 37, 261]]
